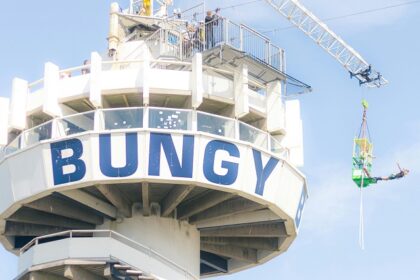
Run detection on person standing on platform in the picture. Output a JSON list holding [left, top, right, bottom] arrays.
[[205, 8, 220, 49]]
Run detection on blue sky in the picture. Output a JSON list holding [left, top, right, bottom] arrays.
[[1, 1, 420, 279]]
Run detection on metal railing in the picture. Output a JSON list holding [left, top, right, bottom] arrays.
[[175, 17, 285, 71], [0, 107, 288, 161], [20, 229, 198, 280], [127, 16, 284, 70]]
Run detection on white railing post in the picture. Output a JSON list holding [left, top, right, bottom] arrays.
[[159, 29, 164, 57], [235, 119, 240, 140], [179, 32, 183, 60], [109, 3, 120, 57], [0, 98, 9, 146], [234, 63, 249, 118], [143, 106, 149, 129], [281, 49, 286, 73], [191, 53, 203, 108], [90, 52, 103, 108], [129, 0, 133, 14], [239, 25, 244, 51], [266, 80, 284, 134], [9, 78, 28, 131], [43, 62, 62, 118], [94, 109, 103, 132], [142, 54, 150, 106], [20, 131, 27, 149], [224, 18, 229, 45], [192, 110, 197, 132]]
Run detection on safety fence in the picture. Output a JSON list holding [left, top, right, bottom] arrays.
[[129, 17, 285, 71], [1, 107, 287, 161]]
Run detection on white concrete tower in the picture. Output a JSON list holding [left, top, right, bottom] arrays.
[[0, 2, 309, 279]]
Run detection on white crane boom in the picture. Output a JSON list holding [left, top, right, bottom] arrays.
[[265, 0, 388, 87]]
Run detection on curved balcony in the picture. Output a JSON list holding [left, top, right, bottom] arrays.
[[18, 230, 198, 280], [1, 107, 287, 162]]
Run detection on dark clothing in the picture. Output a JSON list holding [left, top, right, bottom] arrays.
[[372, 177, 382, 182], [372, 171, 406, 182], [205, 14, 222, 48], [389, 171, 405, 180], [205, 15, 215, 48], [205, 15, 215, 24]]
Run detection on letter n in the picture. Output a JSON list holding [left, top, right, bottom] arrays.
[[148, 133, 194, 178]]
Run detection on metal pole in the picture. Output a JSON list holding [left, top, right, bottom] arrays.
[[239, 26, 243, 51]]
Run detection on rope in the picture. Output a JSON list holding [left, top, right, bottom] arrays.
[[359, 159, 366, 250], [358, 84, 368, 250]]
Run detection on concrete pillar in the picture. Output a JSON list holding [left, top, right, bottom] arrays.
[[142, 54, 150, 106], [43, 62, 62, 117], [29, 272, 65, 280], [89, 52, 103, 108], [9, 78, 28, 131], [100, 212, 201, 279], [266, 80, 285, 134], [64, 265, 104, 280], [234, 63, 249, 118], [108, 3, 121, 57], [0, 98, 9, 145], [284, 100, 304, 167], [191, 53, 203, 108]]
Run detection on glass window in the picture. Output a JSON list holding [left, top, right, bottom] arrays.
[[103, 108, 143, 130], [4, 136, 21, 155], [60, 112, 95, 136], [239, 122, 268, 149], [197, 112, 235, 138], [270, 136, 284, 154], [23, 121, 53, 146], [149, 108, 191, 131]]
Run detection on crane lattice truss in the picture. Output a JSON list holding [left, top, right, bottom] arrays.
[[265, 0, 388, 87]]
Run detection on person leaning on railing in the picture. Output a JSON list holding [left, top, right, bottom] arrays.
[[81, 59, 91, 75], [205, 8, 220, 49], [182, 23, 197, 58]]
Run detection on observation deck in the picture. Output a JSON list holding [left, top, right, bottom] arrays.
[[0, 2, 309, 279], [114, 2, 311, 93]]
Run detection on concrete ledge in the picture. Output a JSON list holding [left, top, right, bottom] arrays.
[[18, 235, 198, 280]]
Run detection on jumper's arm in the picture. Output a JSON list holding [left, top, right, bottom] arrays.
[[264, 0, 388, 87]]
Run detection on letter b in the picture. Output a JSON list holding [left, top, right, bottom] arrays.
[[50, 138, 86, 185]]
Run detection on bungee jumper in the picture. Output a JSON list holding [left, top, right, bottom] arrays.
[[369, 164, 409, 183], [352, 100, 409, 188]]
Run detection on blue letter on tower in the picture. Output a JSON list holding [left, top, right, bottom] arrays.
[[51, 138, 86, 185], [253, 149, 279, 195], [203, 140, 239, 185], [148, 133, 194, 178], [99, 133, 138, 177]]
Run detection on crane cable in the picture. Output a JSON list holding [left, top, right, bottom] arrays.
[[175, 0, 263, 20]]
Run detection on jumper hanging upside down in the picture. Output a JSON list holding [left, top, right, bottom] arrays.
[[364, 164, 409, 183]]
